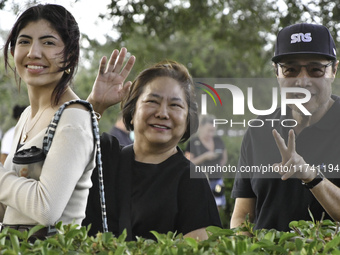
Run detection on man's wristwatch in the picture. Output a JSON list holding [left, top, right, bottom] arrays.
[[302, 164, 325, 189]]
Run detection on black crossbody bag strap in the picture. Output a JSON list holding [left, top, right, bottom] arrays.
[[118, 144, 134, 240], [42, 99, 108, 232]]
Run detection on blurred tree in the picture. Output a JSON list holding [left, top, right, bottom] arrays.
[[103, 0, 277, 78], [0, 59, 29, 134], [0, 0, 8, 9]]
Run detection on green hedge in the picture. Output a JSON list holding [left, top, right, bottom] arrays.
[[1, 217, 340, 254]]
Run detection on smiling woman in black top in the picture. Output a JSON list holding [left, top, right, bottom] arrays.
[[83, 52, 221, 240]]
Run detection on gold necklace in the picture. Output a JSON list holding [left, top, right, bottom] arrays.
[[22, 105, 50, 142]]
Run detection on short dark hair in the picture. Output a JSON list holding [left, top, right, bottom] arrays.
[[4, 4, 80, 106], [121, 60, 199, 143]]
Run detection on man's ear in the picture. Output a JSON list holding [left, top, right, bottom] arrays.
[[334, 60, 339, 75]]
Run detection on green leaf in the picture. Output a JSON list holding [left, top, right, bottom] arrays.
[[150, 231, 166, 244], [262, 245, 287, 253], [295, 237, 304, 251], [255, 239, 275, 247], [117, 229, 127, 243], [114, 245, 126, 255], [9, 234, 20, 253], [65, 228, 81, 239], [322, 220, 336, 226], [327, 249, 340, 255], [235, 239, 248, 254], [206, 226, 235, 237], [55, 221, 63, 230], [0, 232, 7, 246], [289, 221, 299, 229], [27, 225, 46, 238], [6, 228, 24, 240], [263, 231, 275, 242], [308, 208, 315, 224], [205, 226, 223, 234], [45, 238, 62, 248], [278, 232, 297, 245], [324, 236, 340, 253], [102, 231, 114, 244], [184, 237, 198, 250]]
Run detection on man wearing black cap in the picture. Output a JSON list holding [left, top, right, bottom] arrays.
[[231, 23, 340, 232]]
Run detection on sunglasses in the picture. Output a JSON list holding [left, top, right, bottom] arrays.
[[277, 62, 333, 78]]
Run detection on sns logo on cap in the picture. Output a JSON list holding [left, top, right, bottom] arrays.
[[291, 33, 312, 44]]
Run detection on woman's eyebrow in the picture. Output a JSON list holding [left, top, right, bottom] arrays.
[[148, 93, 183, 102], [18, 34, 59, 40]]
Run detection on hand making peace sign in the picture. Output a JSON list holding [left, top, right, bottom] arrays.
[[272, 129, 317, 182]]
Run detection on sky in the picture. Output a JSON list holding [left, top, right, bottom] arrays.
[[0, 0, 119, 44]]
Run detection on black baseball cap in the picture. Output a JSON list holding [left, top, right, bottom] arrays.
[[272, 23, 337, 62]]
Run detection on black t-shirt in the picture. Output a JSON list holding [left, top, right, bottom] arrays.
[[84, 133, 221, 240], [232, 95, 340, 231], [131, 152, 221, 239]]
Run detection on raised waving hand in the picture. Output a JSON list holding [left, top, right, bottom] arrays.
[[87, 48, 135, 115]]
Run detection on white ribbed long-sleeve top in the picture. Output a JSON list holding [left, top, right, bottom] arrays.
[[0, 106, 95, 226]]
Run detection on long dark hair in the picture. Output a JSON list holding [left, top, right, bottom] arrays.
[[4, 4, 80, 106]]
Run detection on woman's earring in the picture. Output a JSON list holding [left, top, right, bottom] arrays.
[[65, 68, 71, 74]]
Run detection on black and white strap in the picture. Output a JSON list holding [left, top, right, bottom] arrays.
[[42, 99, 108, 232]]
